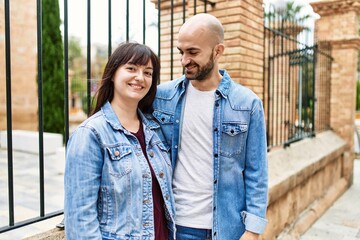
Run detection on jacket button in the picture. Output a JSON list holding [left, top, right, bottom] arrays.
[[214, 232, 217, 236], [166, 195, 169, 200], [214, 153, 218, 158], [149, 151, 154, 157], [114, 150, 120, 156], [214, 179, 217, 184], [214, 128, 218, 132], [215, 102, 219, 107], [159, 171, 164, 178]]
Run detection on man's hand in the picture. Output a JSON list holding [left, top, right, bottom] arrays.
[[239, 230, 259, 240]]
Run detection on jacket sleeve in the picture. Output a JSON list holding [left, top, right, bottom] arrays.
[[241, 99, 268, 234], [64, 126, 103, 240]]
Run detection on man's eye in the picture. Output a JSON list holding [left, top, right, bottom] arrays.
[[127, 67, 135, 71]]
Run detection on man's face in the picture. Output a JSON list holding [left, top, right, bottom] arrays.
[[177, 29, 216, 81]]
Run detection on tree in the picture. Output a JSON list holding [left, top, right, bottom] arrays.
[[265, 0, 312, 30], [42, 0, 64, 136]]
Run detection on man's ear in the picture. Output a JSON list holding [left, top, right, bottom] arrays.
[[214, 43, 225, 59]]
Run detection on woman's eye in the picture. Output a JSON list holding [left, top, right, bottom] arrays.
[[145, 72, 153, 77]]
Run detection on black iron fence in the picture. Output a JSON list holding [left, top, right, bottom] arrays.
[[263, 6, 332, 150], [0, 0, 215, 234]]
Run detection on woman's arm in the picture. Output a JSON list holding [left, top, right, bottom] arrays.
[[64, 126, 104, 240]]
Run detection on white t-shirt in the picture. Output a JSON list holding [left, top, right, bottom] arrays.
[[172, 81, 215, 229]]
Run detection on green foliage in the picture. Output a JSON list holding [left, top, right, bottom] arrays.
[[71, 75, 86, 93], [41, 0, 64, 136], [69, 37, 83, 69]]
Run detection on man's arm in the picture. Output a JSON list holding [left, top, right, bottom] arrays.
[[241, 99, 268, 234]]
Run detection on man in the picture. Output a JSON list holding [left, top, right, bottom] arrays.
[[153, 13, 268, 240]]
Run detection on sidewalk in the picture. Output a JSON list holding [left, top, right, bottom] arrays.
[[300, 159, 360, 240], [0, 149, 64, 240]]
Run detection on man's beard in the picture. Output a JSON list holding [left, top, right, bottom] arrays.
[[185, 54, 214, 81]]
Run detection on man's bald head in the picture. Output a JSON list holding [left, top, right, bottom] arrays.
[[179, 13, 224, 46]]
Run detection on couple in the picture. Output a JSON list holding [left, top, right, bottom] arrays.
[[64, 14, 268, 240]]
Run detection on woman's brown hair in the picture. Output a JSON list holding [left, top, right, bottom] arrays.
[[91, 42, 160, 115]]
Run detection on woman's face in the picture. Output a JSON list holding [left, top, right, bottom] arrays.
[[112, 60, 153, 106]]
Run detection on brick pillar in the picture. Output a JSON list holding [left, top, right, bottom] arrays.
[[152, 0, 265, 101], [311, 0, 360, 184], [0, 0, 38, 131]]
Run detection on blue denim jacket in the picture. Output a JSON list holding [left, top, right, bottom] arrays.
[[64, 101, 176, 240], [152, 70, 268, 239]]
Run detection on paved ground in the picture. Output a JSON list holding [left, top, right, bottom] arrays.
[[0, 149, 64, 240], [0, 149, 359, 239], [300, 159, 360, 240]]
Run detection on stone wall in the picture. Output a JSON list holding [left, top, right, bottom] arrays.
[[263, 131, 348, 239], [311, 0, 360, 185], [0, 0, 38, 131]]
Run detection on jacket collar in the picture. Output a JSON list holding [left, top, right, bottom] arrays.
[[176, 69, 231, 98], [101, 101, 160, 132]]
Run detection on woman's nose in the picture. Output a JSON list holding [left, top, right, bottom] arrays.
[[134, 72, 144, 81]]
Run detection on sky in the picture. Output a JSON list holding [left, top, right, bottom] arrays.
[[59, 0, 159, 51], [59, 0, 317, 51]]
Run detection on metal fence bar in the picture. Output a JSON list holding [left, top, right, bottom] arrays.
[[64, 0, 69, 145], [87, 0, 91, 115], [170, 0, 174, 80], [108, 0, 112, 57], [4, 0, 14, 227], [143, 0, 146, 44], [36, 0, 45, 218], [126, 0, 129, 41], [0, 211, 63, 233]]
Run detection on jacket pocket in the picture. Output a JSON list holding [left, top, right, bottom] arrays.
[[220, 122, 248, 157], [157, 142, 172, 168], [106, 145, 132, 178], [153, 110, 174, 125], [152, 110, 174, 147]]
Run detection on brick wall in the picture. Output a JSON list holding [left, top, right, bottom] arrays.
[[0, 0, 38, 131], [311, 0, 360, 188], [154, 0, 265, 100]]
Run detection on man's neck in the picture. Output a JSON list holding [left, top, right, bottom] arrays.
[[191, 69, 222, 91]]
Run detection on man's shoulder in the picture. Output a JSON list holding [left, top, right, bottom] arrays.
[[157, 77, 183, 90], [156, 77, 184, 99], [227, 80, 262, 109]]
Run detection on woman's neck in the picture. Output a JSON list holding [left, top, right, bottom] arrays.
[[110, 101, 140, 133]]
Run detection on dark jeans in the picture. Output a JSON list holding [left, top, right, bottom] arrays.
[[169, 225, 212, 240]]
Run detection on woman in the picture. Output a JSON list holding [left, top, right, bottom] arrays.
[[64, 42, 175, 240]]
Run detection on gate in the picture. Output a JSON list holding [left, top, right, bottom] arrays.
[[264, 8, 332, 150]]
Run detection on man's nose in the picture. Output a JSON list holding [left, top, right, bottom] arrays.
[[181, 55, 191, 66]]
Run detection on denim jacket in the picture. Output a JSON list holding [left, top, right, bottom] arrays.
[[64, 101, 176, 240], [152, 70, 268, 239]]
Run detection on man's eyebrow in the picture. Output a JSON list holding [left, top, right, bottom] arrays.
[[177, 47, 200, 52]]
